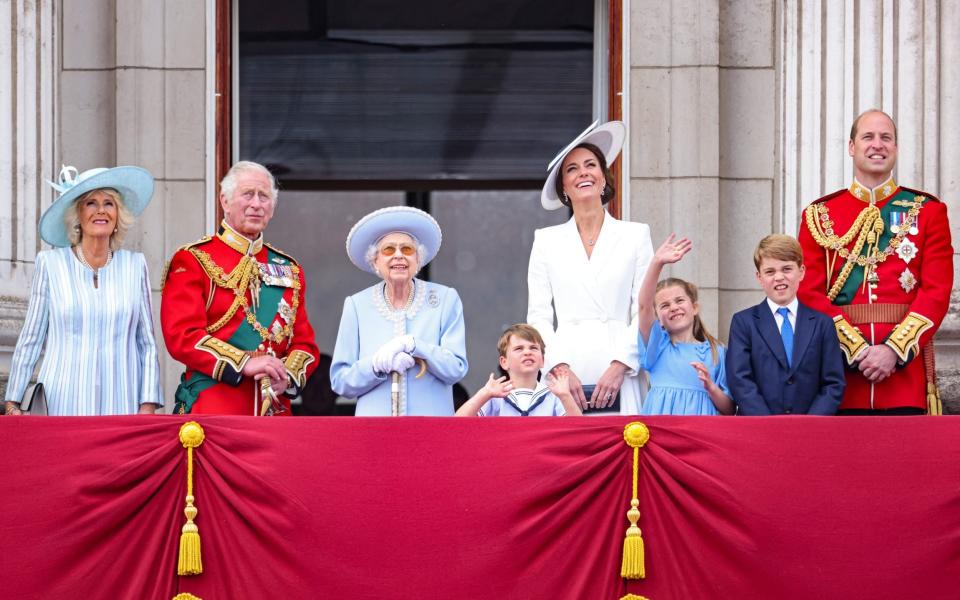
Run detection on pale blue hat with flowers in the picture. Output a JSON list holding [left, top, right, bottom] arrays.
[[39, 165, 155, 247], [345, 206, 442, 275]]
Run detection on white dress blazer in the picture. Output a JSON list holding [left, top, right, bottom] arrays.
[[526, 211, 653, 414]]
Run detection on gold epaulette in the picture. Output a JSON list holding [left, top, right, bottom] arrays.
[[885, 312, 934, 364], [833, 315, 868, 366], [161, 236, 213, 289]]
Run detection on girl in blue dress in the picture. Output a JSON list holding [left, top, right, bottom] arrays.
[[637, 234, 734, 415]]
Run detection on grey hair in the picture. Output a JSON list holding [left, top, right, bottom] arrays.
[[64, 188, 134, 251], [219, 160, 278, 204], [364, 233, 427, 277]]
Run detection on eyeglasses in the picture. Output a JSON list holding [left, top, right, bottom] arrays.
[[379, 244, 416, 257]]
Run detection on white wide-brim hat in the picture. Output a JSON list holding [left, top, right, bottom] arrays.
[[540, 120, 626, 210], [39, 165, 155, 247], [345, 206, 443, 275]]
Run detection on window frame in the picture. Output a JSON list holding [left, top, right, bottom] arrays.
[[215, 0, 624, 218]]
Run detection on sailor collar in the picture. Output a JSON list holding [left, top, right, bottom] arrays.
[[849, 176, 897, 205], [218, 220, 264, 256]]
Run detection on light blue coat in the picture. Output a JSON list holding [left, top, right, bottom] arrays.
[[330, 279, 468, 416]]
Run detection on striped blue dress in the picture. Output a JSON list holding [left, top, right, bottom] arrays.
[[5, 247, 162, 415]]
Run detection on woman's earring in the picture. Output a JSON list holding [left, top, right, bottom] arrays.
[[562, 191, 570, 203], [74, 224, 80, 231]]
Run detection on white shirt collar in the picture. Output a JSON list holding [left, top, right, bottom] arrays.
[[766, 296, 798, 318]]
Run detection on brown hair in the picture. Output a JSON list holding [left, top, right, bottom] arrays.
[[497, 323, 546, 358], [553, 142, 617, 208], [849, 108, 898, 142], [655, 277, 721, 364], [753, 234, 803, 271]]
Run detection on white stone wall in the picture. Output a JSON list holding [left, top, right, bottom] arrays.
[[627, 0, 778, 340], [0, 0, 57, 397], [0, 0, 209, 410]]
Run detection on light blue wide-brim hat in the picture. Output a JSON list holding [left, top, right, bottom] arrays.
[[345, 206, 442, 275], [39, 165, 155, 247], [540, 120, 626, 210]]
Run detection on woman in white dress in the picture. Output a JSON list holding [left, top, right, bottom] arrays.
[[3, 165, 162, 416], [527, 121, 653, 414]]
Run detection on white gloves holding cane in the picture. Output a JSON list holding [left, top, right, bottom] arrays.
[[372, 335, 416, 375]]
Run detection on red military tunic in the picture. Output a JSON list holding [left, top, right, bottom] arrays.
[[161, 222, 319, 415], [797, 177, 954, 411]]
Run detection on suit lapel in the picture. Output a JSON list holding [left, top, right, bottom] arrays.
[[753, 302, 789, 370], [787, 304, 815, 374]]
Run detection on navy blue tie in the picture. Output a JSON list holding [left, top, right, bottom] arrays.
[[777, 307, 793, 366]]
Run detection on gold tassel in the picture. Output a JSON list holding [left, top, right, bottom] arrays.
[[172, 594, 203, 600], [621, 422, 650, 580], [927, 382, 942, 416], [620, 595, 651, 600], [178, 421, 206, 576]]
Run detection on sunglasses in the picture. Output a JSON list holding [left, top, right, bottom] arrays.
[[379, 244, 416, 257]]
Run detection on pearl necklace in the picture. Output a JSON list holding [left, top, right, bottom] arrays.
[[75, 245, 114, 286], [383, 280, 416, 312]]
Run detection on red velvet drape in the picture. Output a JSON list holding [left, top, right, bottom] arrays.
[[2, 416, 959, 599]]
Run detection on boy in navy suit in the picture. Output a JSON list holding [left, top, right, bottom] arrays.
[[726, 235, 845, 415]]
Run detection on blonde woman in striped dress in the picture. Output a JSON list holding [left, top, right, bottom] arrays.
[[3, 166, 162, 416]]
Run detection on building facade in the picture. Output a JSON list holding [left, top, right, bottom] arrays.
[[2, 0, 958, 411]]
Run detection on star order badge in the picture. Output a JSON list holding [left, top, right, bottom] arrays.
[[278, 297, 295, 323], [896, 238, 918, 263], [899, 268, 917, 293]]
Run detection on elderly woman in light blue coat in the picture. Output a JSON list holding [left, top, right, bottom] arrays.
[[330, 206, 468, 416]]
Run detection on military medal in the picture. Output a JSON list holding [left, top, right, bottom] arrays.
[[259, 263, 295, 287], [889, 211, 904, 234], [899, 268, 917, 293], [896, 238, 918, 263]]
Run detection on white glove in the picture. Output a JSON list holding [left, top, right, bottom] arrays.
[[372, 335, 416, 375], [391, 352, 416, 373]]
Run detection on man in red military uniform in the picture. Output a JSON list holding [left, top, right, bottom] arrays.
[[797, 109, 954, 414], [161, 161, 319, 415]]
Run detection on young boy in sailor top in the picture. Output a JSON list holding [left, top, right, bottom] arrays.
[[456, 324, 581, 416]]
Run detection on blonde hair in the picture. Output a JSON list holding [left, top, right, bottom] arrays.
[[64, 188, 134, 251], [655, 277, 721, 364], [497, 324, 546, 358], [753, 234, 803, 271]]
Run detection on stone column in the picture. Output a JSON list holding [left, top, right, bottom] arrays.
[[0, 0, 57, 398]]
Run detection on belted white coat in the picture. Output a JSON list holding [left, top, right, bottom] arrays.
[[526, 211, 653, 414]]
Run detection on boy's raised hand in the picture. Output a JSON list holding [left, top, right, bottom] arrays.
[[654, 233, 692, 266], [545, 371, 570, 397], [483, 373, 513, 398]]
